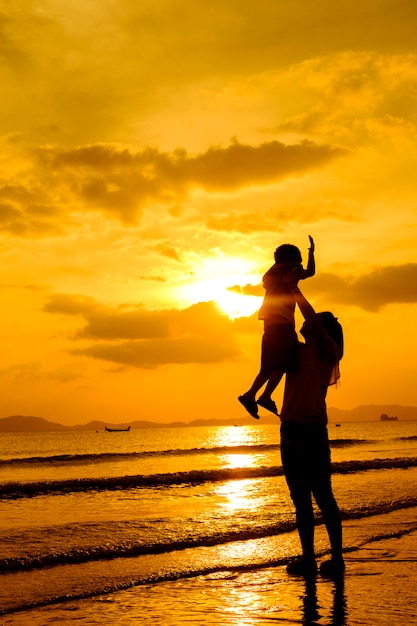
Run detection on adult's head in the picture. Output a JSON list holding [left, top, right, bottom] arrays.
[[300, 311, 343, 358], [317, 312, 344, 359], [299, 311, 343, 385], [274, 244, 302, 266]]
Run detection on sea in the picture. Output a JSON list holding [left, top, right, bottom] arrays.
[[1, 420, 417, 624]]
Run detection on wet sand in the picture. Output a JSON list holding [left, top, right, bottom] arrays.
[[2, 509, 417, 625]]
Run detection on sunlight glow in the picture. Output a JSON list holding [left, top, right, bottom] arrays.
[[215, 290, 261, 319], [178, 256, 262, 319]]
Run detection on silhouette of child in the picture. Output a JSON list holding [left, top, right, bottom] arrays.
[[238, 236, 315, 419]]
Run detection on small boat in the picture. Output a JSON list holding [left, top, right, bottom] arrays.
[[105, 426, 131, 432]]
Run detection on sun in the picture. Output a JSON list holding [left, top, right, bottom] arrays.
[[213, 289, 260, 319], [178, 256, 262, 319]]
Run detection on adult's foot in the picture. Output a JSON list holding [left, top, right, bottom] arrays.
[[286, 557, 317, 578], [238, 395, 259, 419], [319, 558, 345, 578]]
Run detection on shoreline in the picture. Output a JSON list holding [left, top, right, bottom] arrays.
[[2, 507, 417, 625]]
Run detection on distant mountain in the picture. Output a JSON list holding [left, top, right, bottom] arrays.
[[0, 414, 247, 432], [0, 405, 416, 432], [0, 415, 72, 432], [328, 404, 417, 422]]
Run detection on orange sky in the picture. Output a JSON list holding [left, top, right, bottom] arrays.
[[1, 1, 417, 425]]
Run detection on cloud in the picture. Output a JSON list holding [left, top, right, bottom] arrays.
[[0, 182, 68, 237], [0, 138, 345, 237], [43, 293, 98, 316], [205, 200, 359, 235], [228, 283, 263, 297], [0, 361, 83, 384], [100, 2, 417, 84], [2, 1, 417, 155], [73, 336, 239, 369], [138, 275, 167, 283], [44, 296, 231, 338], [46, 139, 345, 191], [43, 295, 242, 367], [278, 52, 417, 145], [153, 244, 181, 261], [178, 140, 346, 190], [29, 139, 346, 226], [229, 264, 417, 312], [313, 264, 417, 311]]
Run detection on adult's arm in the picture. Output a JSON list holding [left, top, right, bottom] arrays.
[[285, 274, 316, 321], [285, 276, 337, 365]]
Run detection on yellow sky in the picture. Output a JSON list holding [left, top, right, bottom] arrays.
[[1, 0, 417, 425]]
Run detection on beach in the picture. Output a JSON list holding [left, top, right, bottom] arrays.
[[1, 421, 417, 624], [2, 512, 416, 625]]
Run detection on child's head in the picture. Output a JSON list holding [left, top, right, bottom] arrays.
[[274, 244, 302, 266]]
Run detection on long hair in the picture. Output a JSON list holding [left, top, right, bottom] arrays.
[[317, 311, 343, 385]]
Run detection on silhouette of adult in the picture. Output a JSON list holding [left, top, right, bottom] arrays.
[[279, 274, 344, 578]]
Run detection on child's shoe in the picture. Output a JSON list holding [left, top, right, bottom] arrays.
[[238, 395, 259, 419]]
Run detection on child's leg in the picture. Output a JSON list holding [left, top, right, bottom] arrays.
[[259, 370, 284, 401], [242, 323, 283, 401], [254, 370, 283, 415], [241, 371, 270, 401]]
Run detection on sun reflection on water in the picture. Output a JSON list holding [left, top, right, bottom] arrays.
[[211, 424, 267, 470], [210, 425, 262, 456], [215, 478, 258, 512], [209, 426, 266, 515]]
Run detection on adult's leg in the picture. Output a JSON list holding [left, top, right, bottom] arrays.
[[292, 490, 316, 563], [281, 423, 317, 569], [314, 481, 342, 553], [309, 426, 344, 569]]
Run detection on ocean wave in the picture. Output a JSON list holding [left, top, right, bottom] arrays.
[[0, 466, 283, 498], [0, 444, 281, 468], [2, 520, 417, 619], [329, 438, 371, 447], [0, 439, 373, 468], [0, 521, 294, 574], [394, 435, 417, 442], [2, 457, 417, 499], [1, 496, 416, 575]]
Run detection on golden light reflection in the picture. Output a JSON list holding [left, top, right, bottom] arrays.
[[221, 451, 256, 470], [212, 425, 261, 469], [211, 424, 260, 449], [222, 576, 267, 624], [210, 425, 263, 514], [216, 478, 257, 513]]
